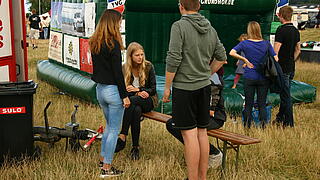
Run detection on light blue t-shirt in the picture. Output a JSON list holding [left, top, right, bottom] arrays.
[[233, 40, 276, 80]]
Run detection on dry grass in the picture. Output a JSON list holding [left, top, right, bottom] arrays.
[[1, 29, 320, 179]]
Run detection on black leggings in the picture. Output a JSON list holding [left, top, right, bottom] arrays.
[[120, 95, 153, 147]]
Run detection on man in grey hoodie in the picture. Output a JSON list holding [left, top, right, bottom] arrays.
[[162, 0, 227, 179]]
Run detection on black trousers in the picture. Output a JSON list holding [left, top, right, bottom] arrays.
[[120, 95, 153, 146], [243, 78, 270, 128]]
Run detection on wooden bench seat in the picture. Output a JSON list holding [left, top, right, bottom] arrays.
[[143, 111, 261, 172]]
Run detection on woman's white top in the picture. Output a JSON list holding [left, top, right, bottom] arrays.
[[132, 76, 140, 88]]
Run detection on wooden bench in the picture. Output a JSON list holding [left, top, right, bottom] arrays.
[[143, 111, 261, 172]]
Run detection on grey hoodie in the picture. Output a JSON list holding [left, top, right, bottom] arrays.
[[166, 13, 226, 91]]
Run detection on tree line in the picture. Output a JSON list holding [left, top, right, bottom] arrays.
[[27, 0, 51, 14], [290, 0, 320, 6]]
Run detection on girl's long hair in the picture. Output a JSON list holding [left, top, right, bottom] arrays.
[[247, 21, 263, 40], [123, 42, 149, 87], [89, 9, 124, 54]]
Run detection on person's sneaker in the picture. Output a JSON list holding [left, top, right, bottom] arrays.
[[130, 147, 140, 160], [98, 161, 103, 168], [208, 151, 222, 169], [115, 138, 126, 153], [100, 167, 124, 178]]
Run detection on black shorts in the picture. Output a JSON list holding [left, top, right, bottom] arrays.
[[172, 85, 211, 130]]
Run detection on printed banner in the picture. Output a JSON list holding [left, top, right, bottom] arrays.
[[0, 65, 9, 82], [64, 35, 80, 69], [108, 0, 126, 14], [79, 38, 93, 74], [50, 1, 62, 31], [84, 3, 96, 37], [61, 3, 85, 36], [277, 0, 289, 7], [276, 0, 289, 13], [48, 31, 63, 63], [0, 0, 12, 57]]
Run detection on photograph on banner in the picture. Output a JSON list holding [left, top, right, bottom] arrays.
[[50, 1, 62, 31], [63, 35, 80, 69], [79, 38, 93, 74], [48, 31, 63, 63], [120, 18, 125, 34], [84, 3, 96, 37], [61, 3, 85, 37], [108, 0, 126, 14], [121, 34, 126, 64], [0, 0, 13, 58]]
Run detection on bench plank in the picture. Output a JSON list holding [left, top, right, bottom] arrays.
[[143, 111, 261, 145]]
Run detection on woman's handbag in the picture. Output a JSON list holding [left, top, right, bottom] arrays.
[[256, 41, 284, 93], [256, 41, 278, 78]]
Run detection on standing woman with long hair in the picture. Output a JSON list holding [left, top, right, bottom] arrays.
[[89, 9, 130, 177], [115, 42, 158, 160], [229, 21, 278, 128]]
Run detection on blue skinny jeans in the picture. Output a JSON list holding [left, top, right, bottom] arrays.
[[96, 84, 124, 164]]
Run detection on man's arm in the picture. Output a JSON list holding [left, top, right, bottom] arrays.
[[210, 60, 226, 74], [162, 71, 175, 103], [273, 42, 282, 55], [294, 42, 301, 61], [163, 22, 182, 103]]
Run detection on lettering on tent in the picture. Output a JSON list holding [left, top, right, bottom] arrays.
[[200, 0, 235, 5]]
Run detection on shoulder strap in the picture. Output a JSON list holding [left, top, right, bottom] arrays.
[[265, 40, 270, 55]]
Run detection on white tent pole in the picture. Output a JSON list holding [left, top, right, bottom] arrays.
[[39, 0, 41, 14]]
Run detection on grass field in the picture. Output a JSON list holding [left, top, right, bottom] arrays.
[[1, 28, 320, 180]]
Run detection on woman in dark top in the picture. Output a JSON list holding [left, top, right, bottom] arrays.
[[229, 21, 278, 128], [115, 42, 158, 160], [89, 9, 130, 178]]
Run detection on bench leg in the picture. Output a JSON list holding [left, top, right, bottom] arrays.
[[221, 141, 227, 170], [220, 141, 228, 179], [235, 146, 240, 172]]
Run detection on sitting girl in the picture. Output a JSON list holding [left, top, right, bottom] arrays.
[[115, 42, 158, 160]]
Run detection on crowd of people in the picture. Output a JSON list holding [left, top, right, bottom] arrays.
[[41, 1, 299, 179]]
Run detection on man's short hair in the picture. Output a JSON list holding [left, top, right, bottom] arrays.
[[180, 0, 200, 11], [32, 9, 37, 14], [279, 6, 293, 21]]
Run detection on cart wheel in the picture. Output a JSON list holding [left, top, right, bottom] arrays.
[[69, 138, 81, 151], [32, 145, 42, 160]]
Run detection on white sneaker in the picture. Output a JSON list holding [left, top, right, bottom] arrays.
[[208, 151, 222, 169]]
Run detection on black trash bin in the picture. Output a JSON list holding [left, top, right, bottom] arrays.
[[0, 81, 37, 165]]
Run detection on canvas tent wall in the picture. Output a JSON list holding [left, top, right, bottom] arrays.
[[37, 0, 317, 116]]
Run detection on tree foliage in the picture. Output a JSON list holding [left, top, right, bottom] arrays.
[[27, 0, 51, 14]]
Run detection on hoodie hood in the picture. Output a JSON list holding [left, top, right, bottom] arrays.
[[182, 13, 211, 34]]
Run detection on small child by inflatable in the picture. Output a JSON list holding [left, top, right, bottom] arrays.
[[232, 33, 248, 89]]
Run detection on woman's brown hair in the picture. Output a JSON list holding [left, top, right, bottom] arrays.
[[247, 21, 263, 40], [89, 9, 124, 54]]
